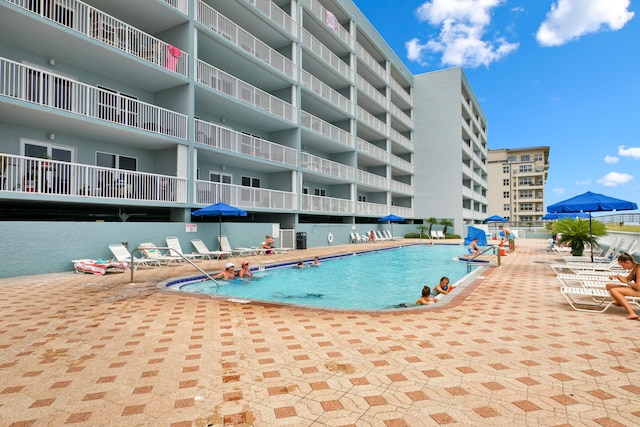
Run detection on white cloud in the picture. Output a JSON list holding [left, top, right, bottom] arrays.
[[576, 179, 591, 185], [408, 0, 519, 68], [597, 171, 633, 187], [604, 155, 619, 164], [552, 187, 565, 195], [618, 145, 640, 159], [536, 0, 634, 47]]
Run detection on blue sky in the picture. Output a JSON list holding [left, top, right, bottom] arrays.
[[352, 0, 640, 212]]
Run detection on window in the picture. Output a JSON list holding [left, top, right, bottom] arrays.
[[96, 152, 137, 170], [503, 204, 510, 211], [520, 190, 533, 199], [503, 166, 509, 173], [210, 172, 231, 184], [520, 154, 530, 162], [241, 176, 260, 187], [503, 179, 509, 186], [503, 191, 510, 198], [358, 195, 366, 202], [519, 177, 533, 186], [520, 203, 533, 211], [507, 155, 516, 163], [519, 164, 532, 173], [302, 187, 309, 195], [534, 154, 543, 161], [314, 188, 326, 196]]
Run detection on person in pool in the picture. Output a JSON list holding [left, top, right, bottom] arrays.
[[311, 256, 321, 266], [295, 260, 305, 268], [238, 260, 252, 278], [468, 237, 480, 255], [212, 262, 237, 280], [431, 276, 453, 298], [415, 286, 435, 305]]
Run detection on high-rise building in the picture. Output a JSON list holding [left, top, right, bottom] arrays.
[[487, 147, 550, 223]]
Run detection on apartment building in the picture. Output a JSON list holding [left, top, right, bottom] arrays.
[[413, 68, 489, 233], [0, 0, 422, 276], [487, 146, 550, 223]]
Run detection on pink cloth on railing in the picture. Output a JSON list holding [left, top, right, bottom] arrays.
[[165, 44, 182, 72]]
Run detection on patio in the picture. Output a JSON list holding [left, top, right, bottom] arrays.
[[0, 238, 638, 426]]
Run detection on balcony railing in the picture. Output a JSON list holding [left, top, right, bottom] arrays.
[[390, 128, 412, 151], [356, 75, 387, 109], [300, 111, 354, 148], [246, 0, 295, 36], [301, 69, 353, 115], [0, 154, 186, 202], [391, 206, 414, 219], [301, 194, 353, 214], [301, 152, 354, 180], [390, 154, 413, 173], [357, 107, 387, 136], [301, 0, 353, 48], [0, 58, 188, 139], [390, 103, 413, 128], [391, 180, 413, 195], [356, 43, 386, 79], [195, 120, 297, 166], [162, 0, 188, 15], [356, 138, 389, 163], [196, 59, 296, 123], [356, 201, 387, 217], [357, 170, 388, 189], [7, 0, 188, 77], [196, 0, 296, 80], [195, 180, 296, 210], [301, 28, 353, 81], [390, 78, 412, 105]]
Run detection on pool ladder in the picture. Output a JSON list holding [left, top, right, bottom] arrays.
[[129, 246, 220, 286], [465, 245, 501, 272]]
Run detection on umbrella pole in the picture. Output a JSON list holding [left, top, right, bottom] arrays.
[[589, 213, 593, 263], [219, 214, 222, 251]]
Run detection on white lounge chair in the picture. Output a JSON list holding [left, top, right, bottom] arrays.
[[375, 230, 388, 241], [165, 236, 203, 261], [383, 230, 394, 240], [139, 242, 183, 265], [436, 230, 445, 239], [549, 259, 626, 274], [218, 235, 254, 257], [560, 286, 640, 313], [109, 243, 161, 268], [191, 239, 231, 260]]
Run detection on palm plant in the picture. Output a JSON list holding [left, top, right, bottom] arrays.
[[425, 217, 438, 236], [439, 218, 453, 236], [555, 218, 607, 256], [416, 224, 427, 240]]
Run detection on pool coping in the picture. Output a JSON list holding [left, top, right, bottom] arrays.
[[156, 244, 495, 313]]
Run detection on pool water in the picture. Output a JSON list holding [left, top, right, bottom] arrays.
[[174, 244, 481, 310]]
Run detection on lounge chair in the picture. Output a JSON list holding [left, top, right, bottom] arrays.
[[108, 243, 161, 268], [165, 236, 203, 261], [350, 233, 361, 244], [356, 232, 368, 243], [556, 273, 610, 287], [436, 230, 445, 239], [384, 230, 394, 240], [430, 230, 439, 240], [191, 239, 231, 260], [218, 235, 254, 257], [560, 286, 640, 313], [72, 258, 129, 275], [375, 230, 388, 241], [549, 259, 626, 275], [138, 242, 183, 265]]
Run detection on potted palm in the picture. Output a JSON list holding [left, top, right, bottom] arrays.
[[555, 218, 607, 256]]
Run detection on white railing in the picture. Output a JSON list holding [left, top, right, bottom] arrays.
[[390, 103, 413, 128], [357, 107, 388, 136], [194, 180, 296, 210], [6, 0, 188, 77], [301, 69, 353, 115], [162, 0, 188, 15], [356, 201, 387, 217], [301, 0, 353, 47], [356, 43, 386, 78], [390, 128, 413, 150], [356, 75, 387, 108], [0, 154, 186, 202], [356, 138, 389, 162], [300, 111, 354, 147], [357, 170, 388, 189], [301, 194, 353, 214], [195, 120, 297, 166], [390, 154, 413, 173], [300, 152, 354, 180], [390, 78, 412, 105], [392, 205, 414, 219], [246, 0, 295, 36], [196, 0, 296, 80], [301, 28, 353, 81], [0, 58, 188, 139], [391, 180, 413, 195], [196, 59, 296, 123]]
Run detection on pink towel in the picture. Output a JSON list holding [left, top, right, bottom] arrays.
[[165, 44, 181, 72]]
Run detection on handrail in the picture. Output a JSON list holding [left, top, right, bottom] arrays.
[[129, 246, 219, 286], [465, 245, 501, 272]]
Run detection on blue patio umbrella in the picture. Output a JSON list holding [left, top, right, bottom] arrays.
[[541, 212, 590, 220], [547, 191, 638, 261], [484, 215, 508, 237], [379, 214, 404, 238], [192, 202, 247, 250]]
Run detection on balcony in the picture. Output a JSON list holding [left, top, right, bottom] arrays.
[[390, 129, 412, 151], [357, 170, 388, 190], [390, 78, 411, 106], [301, 0, 353, 48], [162, 0, 188, 15], [301, 194, 353, 214], [246, 0, 295, 36], [301, 69, 353, 115], [390, 154, 413, 173], [356, 138, 389, 163], [391, 180, 413, 195], [356, 75, 387, 109], [391, 206, 413, 219], [300, 111, 354, 148], [357, 107, 387, 137], [196, 0, 296, 80], [301, 153, 355, 180], [356, 43, 386, 79], [0, 154, 186, 202], [390, 103, 413, 129], [195, 120, 297, 166], [195, 180, 296, 210], [196, 59, 296, 123], [356, 201, 387, 217], [301, 28, 353, 82], [0, 58, 188, 139], [6, 0, 188, 77]]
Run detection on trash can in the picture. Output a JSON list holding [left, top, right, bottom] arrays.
[[296, 232, 307, 250]]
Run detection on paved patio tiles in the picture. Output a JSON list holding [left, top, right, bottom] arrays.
[[1, 238, 640, 426]]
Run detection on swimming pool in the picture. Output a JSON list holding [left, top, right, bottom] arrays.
[[160, 244, 487, 311]]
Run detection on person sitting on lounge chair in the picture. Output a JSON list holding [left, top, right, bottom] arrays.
[[605, 253, 640, 320], [261, 234, 275, 254]]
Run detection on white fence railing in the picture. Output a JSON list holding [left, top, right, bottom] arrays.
[[300, 111, 354, 147], [0, 57, 188, 139], [301, 194, 353, 214], [300, 152, 354, 180], [246, 0, 295, 36], [0, 154, 187, 202], [194, 180, 296, 210]]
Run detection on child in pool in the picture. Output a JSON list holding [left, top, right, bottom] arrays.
[[431, 276, 454, 298], [415, 286, 436, 305]]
